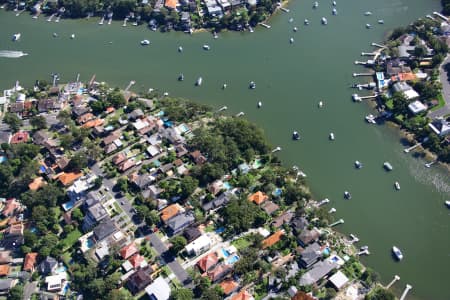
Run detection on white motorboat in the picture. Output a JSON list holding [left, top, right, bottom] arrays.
[[313, 1, 319, 8], [360, 245, 369, 251], [332, 8, 337, 15], [328, 207, 336, 213], [366, 23, 372, 29], [364, 11, 372, 16], [445, 200, 450, 208], [318, 101, 323, 108], [292, 131, 300, 140], [332, 1, 337, 6], [329, 132, 335, 140], [392, 246, 403, 260], [304, 19, 310, 25], [321, 17, 328, 25], [344, 191, 352, 199], [289, 17, 294, 23], [394, 181, 400, 190], [213, 32, 218, 39], [70, 34, 75, 39], [178, 46, 183, 52], [293, 27, 298, 32], [140, 39, 150, 45], [203, 44, 210, 50], [178, 73, 184, 81], [383, 162, 393, 171], [365, 114, 376, 124], [196, 77, 202, 86], [249, 26, 254, 33], [52, 32, 58, 38], [249, 81, 256, 89], [318, 198, 330, 206], [222, 83, 227, 89], [355, 160, 362, 169], [12, 33, 21, 41], [290, 37, 294, 43], [257, 101, 262, 108], [378, 19, 384, 24]]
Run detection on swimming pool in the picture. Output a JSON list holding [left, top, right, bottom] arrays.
[[215, 227, 225, 234], [82, 237, 94, 250], [323, 247, 330, 256], [62, 200, 76, 211], [272, 188, 282, 197], [0, 156, 6, 163], [55, 265, 67, 274], [223, 182, 232, 190], [221, 248, 230, 258], [227, 255, 239, 264]]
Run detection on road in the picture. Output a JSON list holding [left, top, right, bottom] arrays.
[[22, 281, 38, 300], [429, 54, 450, 119]]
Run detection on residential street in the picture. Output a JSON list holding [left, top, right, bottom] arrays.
[[429, 54, 450, 118], [22, 281, 38, 300]]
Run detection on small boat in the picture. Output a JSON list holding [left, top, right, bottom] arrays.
[[52, 32, 58, 38], [329, 132, 335, 140], [249, 81, 256, 89], [203, 44, 210, 50], [290, 37, 294, 44], [213, 32, 218, 39], [222, 83, 227, 89], [304, 19, 310, 25], [344, 191, 352, 199], [163, 92, 169, 96], [332, 1, 337, 6], [378, 19, 384, 24], [383, 162, 393, 171], [364, 11, 372, 16], [196, 77, 202, 86], [366, 23, 372, 29], [394, 181, 400, 190], [257, 101, 262, 108], [445, 200, 450, 208], [12, 33, 21, 41], [392, 246, 403, 260], [140, 39, 150, 46], [249, 26, 254, 33], [360, 245, 369, 251], [355, 160, 362, 169], [70, 34, 75, 39], [332, 8, 337, 15], [178, 73, 184, 81], [178, 46, 183, 52], [329, 207, 336, 213], [293, 27, 298, 32], [313, 1, 319, 8], [321, 17, 328, 25], [289, 17, 294, 23], [365, 114, 376, 124], [318, 101, 323, 108], [292, 131, 300, 140]]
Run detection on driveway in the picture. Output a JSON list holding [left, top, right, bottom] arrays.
[[429, 55, 450, 119], [22, 281, 38, 300]]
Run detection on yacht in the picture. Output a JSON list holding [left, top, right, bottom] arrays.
[[366, 23, 372, 29], [378, 19, 384, 24], [178, 46, 183, 52], [394, 181, 400, 190], [318, 101, 324, 108], [332, 8, 337, 15], [321, 17, 328, 25], [292, 131, 300, 140], [12, 33, 21, 41], [140, 39, 150, 45], [392, 246, 403, 260], [344, 191, 352, 199], [257, 101, 262, 108], [383, 162, 393, 171], [354, 160, 362, 169], [304, 19, 310, 25], [290, 37, 294, 43], [329, 132, 335, 140], [364, 11, 372, 16], [70, 34, 75, 39], [332, 1, 337, 6], [178, 73, 184, 81], [249, 81, 256, 89], [445, 200, 450, 208], [196, 77, 202, 86], [313, 1, 319, 8], [203, 44, 210, 50]]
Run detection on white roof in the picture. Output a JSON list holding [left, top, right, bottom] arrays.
[[122, 260, 133, 272], [404, 89, 420, 100], [147, 145, 160, 157], [145, 277, 171, 300], [113, 139, 123, 147], [408, 100, 427, 114], [133, 119, 149, 130], [258, 227, 271, 238], [185, 234, 212, 254], [329, 270, 349, 289]]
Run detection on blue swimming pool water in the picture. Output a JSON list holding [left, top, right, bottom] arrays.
[[62, 200, 75, 211], [227, 255, 239, 264], [157, 111, 165, 117], [272, 188, 282, 197], [221, 248, 230, 258], [0, 156, 6, 163], [83, 237, 94, 250], [223, 182, 232, 190], [179, 124, 190, 133], [55, 265, 67, 274], [330, 255, 339, 263], [323, 247, 330, 255]]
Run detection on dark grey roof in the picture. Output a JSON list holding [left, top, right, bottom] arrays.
[[183, 226, 202, 242], [0, 278, 14, 291], [299, 260, 337, 286], [38, 256, 58, 275], [32, 130, 49, 145], [291, 217, 309, 233], [202, 192, 233, 211], [299, 242, 321, 268], [127, 108, 144, 120], [72, 106, 90, 117], [87, 203, 108, 222], [167, 212, 195, 234], [0, 131, 11, 144], [93, 218, 118, 242]]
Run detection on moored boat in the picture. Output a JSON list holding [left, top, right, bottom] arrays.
[[329, 132, 335, 140], [364, 11, 372, 16], [445, 200, 450, 208], [332, 8, 337, 15], [313, 1, 319, 8], [12, 33, 21, 41], [318, 101, 323, 108], [203, 44, 210, 50], [178, 46, 183, 52], [378, 19, 384, 24], [304, 19, 310, 25], [392, 246, 403, 260], [394, 181, 400, 190], [293, 27, 298, 32], [257, 101, 262, 108], [249, 81, 256, 89], [292, 131, 300, 140], [290, 37, 294, 43], [196, 77, 202, 86], [366, 23, 372, 29], [70, 34, 75, 39], [140, 39, 150, 45], [383, 162, 393, 171], [178, 73, 184, 81], [344, 191, 352, 199], [321, 17, 328, 25], [355, 160, 362, 169]]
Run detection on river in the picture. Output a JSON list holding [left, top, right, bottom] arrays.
[[0, 0, 449, 299]]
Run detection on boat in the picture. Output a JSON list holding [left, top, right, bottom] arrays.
[[329, 207, 336, 213], [321, 17, 328, 25], [178, 73, 184, 81], [364, 11, 372, 16], [292, 131, 300, 140], [178, 46, 183, 52], [394, 181, 400, 190], [332, 8, 337, 15], [52, 32, 58, 38], [365, 114, 376, 124], [289, 17, 294, 23], [366, 23, 372, 29], [355, 160, 362, 169], [304, 19, 310, 25], [196, 77, 202, 86], [332, 1, 337, 6], [222, 83, 227, 89], [249, 26, 254, 33], [360, 245, 369, 251], [445, 200, 450, 208], [318, 101, 323, 108], [249, 81, 256, 89], [392, 246, 403, 260], [12, 33, 21, 41], [203, 44, 210, 50], [329, 132, 335, 140], [378, 19, 384, 24], [344, 191, 352, 199], [213, 32, 218, 39], [290, 37, 294, 43], [70, 34, 75, 39], [140, 39, 150, 46], [257, 101, 262, 108], [313, 1, 319, 8], [383, 162, 393, 171]]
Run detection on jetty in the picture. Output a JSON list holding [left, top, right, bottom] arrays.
[[328, 207, 336, 213], [260, 23, 271, 29], [352, 94, 377, 102], [47, 14, 55, 22], [353, 72, 374, 77], [385, 275, 400, 289], [99, 17, 105, 25], [349, 234, 359, 244], [371, 42, 386, 48], [399, 284, 412, 300], [425, 160, 436, 168], [354, 60, 374, 65], [280, 7, 290, 13], [361, 52, 377, 56], [433, 11, 448, 21], [216, 106, 227, 112], [122, 18, 128, 27], [426, 14, 436, 21], [272, 146, 281, 153], [357, 249, 370, 256], [55, 16, 61, 22], [124, 80, 135, 92], [317, 198, 330, 206], [235, 112, 245, 117], [330, 219, 344, 227], [404, 142, 422, 153]]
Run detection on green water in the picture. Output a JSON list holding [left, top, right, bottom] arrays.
[[1, 0, 449, 299]]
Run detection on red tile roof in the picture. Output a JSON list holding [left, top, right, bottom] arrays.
[[28, 177, 47, 191], [128, 254, 146, 269], [0, 265, 10, 276], [262, 230, 284, 249], [160, 204, 182, 223], [58, 172, 83, 186], [2, 199, 20, 217], [23, 252, 38, 272], [231, 290, 254, 300], [197, 252, 218, 272], [10, 131, 29, 144], [219, 279, 239, 295], [248, 191, 268, 205], [120, 243, 138, 260], [165, 0, 178, 9]]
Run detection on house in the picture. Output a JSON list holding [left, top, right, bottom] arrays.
[[288, 286, 298, 298], [146, 185, 164, 199], [190, 150, 207, 165], [112, 153, 127, 166], [0, 131, 11, 144], [407, 100, 428, 114], [104, 143, 118, 154], [145, 276, 171, 300], [175, 144, 188, 157], [165, 0, 178, 9], [238, 163, 250, 174], [23, 252, 38, 272], [120, 243, 139, 260], [128, 254, 147, 269], [291, 216, 309, 234], [82, 118, 104, 129], [33, 130, 49, 145], [10, 131, 29, 144], [56, 157, 70, 170], [166, 212, 195, 235], [272, 211, 294, 228], [118, 159, 136, 172], [0, 265, 9, 277], [38, 256, 58, 275], [183, 226, 202, 242], [219, 279, 239, 296], [231, 290, 254, 300], [58, 172, 83, 186], [82, 199, 108, 231], [208, 180, 224, 196], [0, 278, 17, 295], [262, 200, 279, 215], [0, 251, 12, 264], [102, 131, 121, 146], [299, 242, 322, 269], [297, 228, 321, 247], [197, 252, 219, 272], [248, 191, 268, 205], [429, 118, 450, 136], [185, 234, 212, 256], [72, 106, 90, 118], [38, 99, 58, 112], [392, 82, 419, 100], [159, 163, 173, 175], [262, 230, 284, 249], [207, 264, 232, 283], [92, 125, 105, 137], [76, 112, 94, 124], [29, 176, 47, 191], [146, 145, 161, 157], [298, 260, 337, 286], [127, 108, 144, 121], [160, 203, 183, 223], [130, 173, 155, 190], [329, 270, 349, 290], [93, 219, 119, 243], [202, 192, 233, 212], [2, 198, 21, 217], [205, 0, 223, 17], [126, 266, 153, 295], [45, 273, 67, 292], [6, 222, 24, 236]]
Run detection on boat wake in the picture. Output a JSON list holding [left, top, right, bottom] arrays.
[[0, 50, 28, 58]]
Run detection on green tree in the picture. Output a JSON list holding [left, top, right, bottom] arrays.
[[30, 115, 47, 130], [108, 88, 126, 108], [3, 113, 23, 132], [8, 284, 23, 300], [169, 235, 187, 254], [170, 287, 194, 300], [365, 287, 396, 300], [180, 176, 198, 199], [69, 151, 88, 171]]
